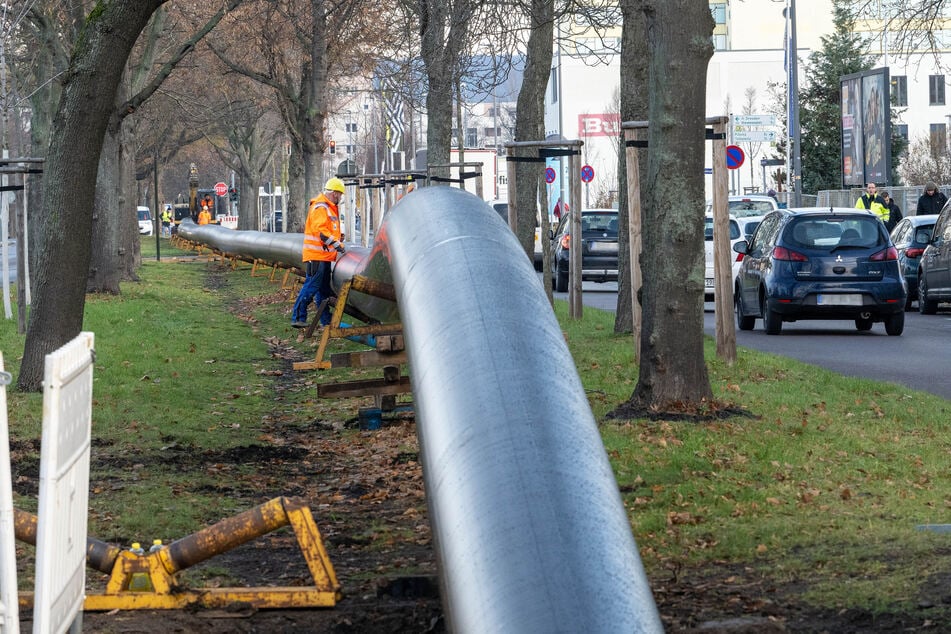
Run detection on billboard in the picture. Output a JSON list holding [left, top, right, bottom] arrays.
[[841, 68, 890, 187]]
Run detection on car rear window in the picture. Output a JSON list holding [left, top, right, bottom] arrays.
[[786, 217, 884, 249], [705, 217, 741, 240], [729, 200, 775, 217], [582, 213, 618, 236]]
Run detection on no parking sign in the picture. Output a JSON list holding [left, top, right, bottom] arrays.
[[580, 165, 595, 183], [726, 145, 745, 170]]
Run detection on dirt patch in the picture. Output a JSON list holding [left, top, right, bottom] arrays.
[[607, 399, 758, 422], [67, 264, 944, 632]]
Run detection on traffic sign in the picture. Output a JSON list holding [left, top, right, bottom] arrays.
[[213, 181, 228, 197], [733, 114, 776, 126], [733, 129, 777, 143], [726, 145, 745, 170], [545, 167, 556, 184], [580, 165, 595, 183]]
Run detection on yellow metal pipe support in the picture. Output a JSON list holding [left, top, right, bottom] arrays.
[[162, 496, 293, 573]]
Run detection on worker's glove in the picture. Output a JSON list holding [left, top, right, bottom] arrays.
[[335, 243, 346, 254]]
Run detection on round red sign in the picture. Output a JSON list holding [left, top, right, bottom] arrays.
[[214, 181, 228, 197]]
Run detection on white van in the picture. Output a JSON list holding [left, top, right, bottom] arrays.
[[137, 206, 153, 236]]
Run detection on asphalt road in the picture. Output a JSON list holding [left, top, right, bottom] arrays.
[[549, 279, 951, 401]]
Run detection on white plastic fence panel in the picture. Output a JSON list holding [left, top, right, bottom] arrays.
[[0, 355, 19, 633], [32, 333, 94, 634]]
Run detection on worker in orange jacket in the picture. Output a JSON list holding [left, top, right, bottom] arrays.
[[291, 177, 346, 328], [198, 205, 212, 225]]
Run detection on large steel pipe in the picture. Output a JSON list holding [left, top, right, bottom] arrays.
[[177, 191, 662, 632]]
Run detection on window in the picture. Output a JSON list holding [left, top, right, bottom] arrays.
[[929, 75, 946, 105], [465, 127, 478, 148], [550, 68, 558, 103], [890, 75, 907, 106], [930, 123, 947, 151], [712, 34, 727, 50], [710, 4, 726, 24], [484, 127, 497, 138], [345, 122, 358, 133], [895, 124, 908, 141]]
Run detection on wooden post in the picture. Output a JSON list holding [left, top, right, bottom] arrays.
[[624, 127, 643, 363], [371, 177, 382, 241], [568, 149, 583, 319], [505, 148, 518, 234], [711, 118, 736, 363]]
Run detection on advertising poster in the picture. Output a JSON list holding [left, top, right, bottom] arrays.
[[841, 68, 890, 187], [840, 76, 864, 187]]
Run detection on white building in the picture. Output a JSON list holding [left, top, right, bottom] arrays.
[[545, 1, 950, 204]]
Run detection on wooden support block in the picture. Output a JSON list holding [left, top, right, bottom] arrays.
[[328, 350, 407, 368], [376, 335, 405, 352], [317, 376, 412, 399]]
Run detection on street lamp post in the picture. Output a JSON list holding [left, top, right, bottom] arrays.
[[786, 0, 802, 206]]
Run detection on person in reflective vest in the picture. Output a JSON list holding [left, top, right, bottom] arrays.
[[198, 205, 212, 225], [854, 182, 888, 223], [291, 177, 347, 328]]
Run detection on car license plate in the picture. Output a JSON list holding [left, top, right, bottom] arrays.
[[705, 277, 714, 288], [816, 293, 862, 306], [588, 241, 616, 254]]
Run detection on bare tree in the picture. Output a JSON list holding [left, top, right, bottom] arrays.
[[624, 0, 715, 412], [614, 0, 648, 334], [18, 1, 171, 391], [898, 134, 951, 185], [511, 0, 554, 256]]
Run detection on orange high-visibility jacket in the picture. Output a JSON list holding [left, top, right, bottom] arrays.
[[302, 193, 342, 262], [198, 208, 211, 225]]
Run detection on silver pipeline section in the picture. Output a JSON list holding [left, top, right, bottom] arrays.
[[177, 190, 662, 632]]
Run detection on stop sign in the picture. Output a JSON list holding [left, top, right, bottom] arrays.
[[213, 181, 228, 197]]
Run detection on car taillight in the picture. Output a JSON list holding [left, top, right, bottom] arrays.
[[772, 246, 808, 262], [870, 246, 898, 261], [904, 247, 924, 258], [560, 234, 571, 249]]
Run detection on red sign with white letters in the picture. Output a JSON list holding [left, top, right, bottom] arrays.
[[578, 113, 621, 137]]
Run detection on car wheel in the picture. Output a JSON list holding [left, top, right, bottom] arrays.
[[918, 275, 938, 315], [884, 311, 904, 336], [555, 269, 568, 293], [761, 294, 782, 335], [736, 292, 755, 331], [854, 317, 873, 331]]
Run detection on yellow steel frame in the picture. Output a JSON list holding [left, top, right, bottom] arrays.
[[17, 497, 340, 611]]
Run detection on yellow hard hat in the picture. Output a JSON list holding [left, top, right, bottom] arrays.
[[324, 177, 346, 194]]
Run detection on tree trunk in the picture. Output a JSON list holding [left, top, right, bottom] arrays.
[[18, 1, 169, 392], [512, 0, 553, 258], [629, 0, 714, 410], [88, 127, 122, 294], [615, 0, 649, 333], [238, 176, 259, 230]]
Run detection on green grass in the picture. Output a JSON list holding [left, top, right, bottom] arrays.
[[553, 302, 950, 616], [0, 256, 948, 617]]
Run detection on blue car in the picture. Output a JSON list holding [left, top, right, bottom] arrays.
[[889, 214, 938, 310], [733, 208, 906, 336]]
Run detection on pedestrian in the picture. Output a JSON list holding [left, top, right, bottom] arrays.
[[198, 205, 212, 225], [915, 183, 948, 215], [553, 197, 568, 220], [880, 191, 903, 233], [291, 177, 347, 329], [855, 182, 888, 224], [161, 205, 172, 237]]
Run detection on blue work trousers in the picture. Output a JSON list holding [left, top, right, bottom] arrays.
[[292, 260, 333, 325]]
